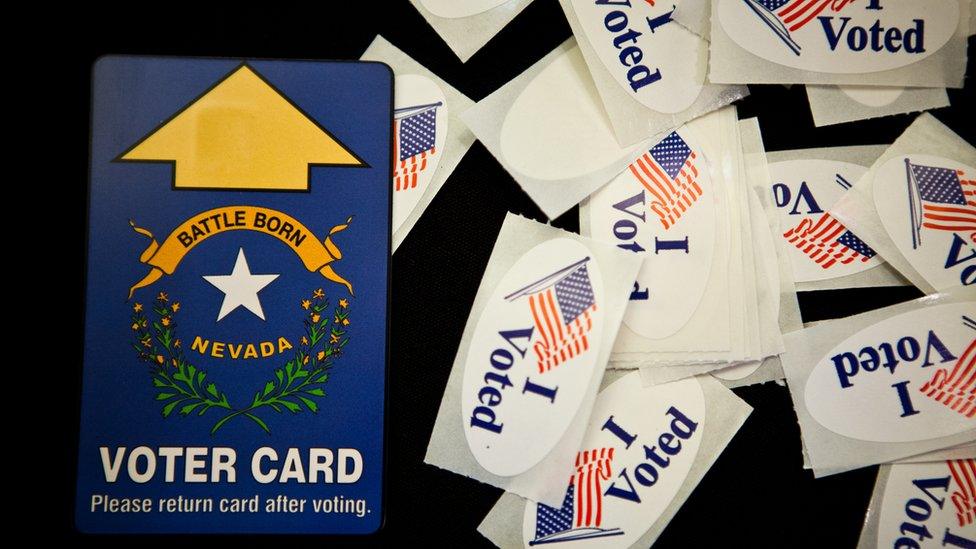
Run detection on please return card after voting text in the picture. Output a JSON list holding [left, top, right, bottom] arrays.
[[77, 57, 392, 533], [781, 290, 976, 477], [425, 214, 642, 506]]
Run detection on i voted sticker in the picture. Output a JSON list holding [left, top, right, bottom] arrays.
[[875, 461, 976, 549], [521, 375, 705, 547], [462, 238, 605, 476], [419, 0, 510, 18], [569, 0, 705, 113], [392, 74, 448, 234], [769, 159, 882, 282], [804, 303, 975, 443], [717, 0, 958, 74], [500, 46, 640, 181], [873, 154, 976, 290], [588, 130, 716, 339]]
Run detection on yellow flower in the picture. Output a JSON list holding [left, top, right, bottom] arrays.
[[313, 288, 325, 299], [341, 318, 350, 326], [301, 336, 308, 346], [174, 339, 181, 348], [171, 302, 180, 313], [157, 291, 168, 302], [317, 350, 325, 361], [161, 317, 171, 327], [171, 358, 178, 367], [141, 338, 152, 348], [301, 299, 311, 310], [131, 322, 140, 331], [311, 313, 321, 323], [334, 316, 340, 324], [133, 303, 143, 312], [155, 354, 165, 364], [338, 298, 348, 308], [330, 334, 340, 344], [303, 355, 309, 365], [141, 320, 148, 328]]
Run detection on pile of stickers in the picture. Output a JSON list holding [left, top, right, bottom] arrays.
[[394, 0, 976, 546]]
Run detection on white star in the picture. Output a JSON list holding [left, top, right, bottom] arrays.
[[203, 248, 279, 322]]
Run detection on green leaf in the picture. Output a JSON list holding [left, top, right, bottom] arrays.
[[180, 402, 202, 415], [295, 370, 308, 378], [306, 388, 325, 397], [155, 393, 176, 401], [280, 400, 301, 413], [162, 400, 181, 418], [269, 403, 282, 413], [206, 383, 218, 399], [285, 360, 295, 377], [262, 381, 275, 397], [298, 396, 318, 413], [173, 372, 189, 383], [152, 378, 168, 388], [275, 369, 284, 385]]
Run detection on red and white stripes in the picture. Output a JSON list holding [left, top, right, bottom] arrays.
[[629, 151, 702, 231], [920, 339, 976, 419], [529, 289, 596, 373]]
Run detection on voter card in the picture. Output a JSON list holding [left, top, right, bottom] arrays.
[[425, 213, 641, 506], [76, 57, 392, 533]]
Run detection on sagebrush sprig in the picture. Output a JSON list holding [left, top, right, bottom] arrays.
[[130, 289, 351, 435]]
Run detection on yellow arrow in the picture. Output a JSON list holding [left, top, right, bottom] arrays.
[[117, 63, 365, 191]]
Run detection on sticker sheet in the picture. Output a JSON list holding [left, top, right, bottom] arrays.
[[557, 0, 748, 147], [781, 291, 976, 477], [425, 214, 642, 506], [361, 36, 476, 252], [767, 145, 910, 291], [856, 461, 976, 549], [805, 85, 950, 128], [581, 107, 757, 375], [830, 114, 976, 293], [462, 39, 656, 219], [708, 0, 971, 88], [477, 372, 751, 548], [409, 0, 535, 62]]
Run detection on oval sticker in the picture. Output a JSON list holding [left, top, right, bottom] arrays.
[[569, 0, 705, 113], [500, 46, 640, 181], [392, 74, 448, 234], [717, 0, 958, 74], [588, 129, 715, 339], [873, 154, 976, 290], [839, 85, 905, 107], [419, 0, 509, 19], [804, 302, 975, 443], [520, 374, 705, 547], [462, 238, 605, 476], [769, 159, 883, 282], [876, 461, 976, 549]]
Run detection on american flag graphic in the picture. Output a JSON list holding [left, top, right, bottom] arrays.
[[506, 258, 598, 374], [531, 448, 623, 545], [906, 160, 976, 249], [628, 132, 703, 231], [782, 212, 877, 269], [919, 334, 976, 419], [393, 102, 441, 191], [948, 459, 976, 527], [744, 0, 856, 55]]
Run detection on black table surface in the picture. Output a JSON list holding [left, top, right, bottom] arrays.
[[57, 1, 975, 546]]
